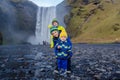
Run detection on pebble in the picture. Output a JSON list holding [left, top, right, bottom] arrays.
[[0, 44, 120, 80], [40, 68, 45, 72], [115, 71, 120, 74], [1, 64, 5, 67], [96, 68, 106, 72], [93, 73, 102, 80]]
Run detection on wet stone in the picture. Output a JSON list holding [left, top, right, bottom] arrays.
[[96, 68, 106, 72], [93, 73, 102, 80], [0, 44, 120, 80], [46, 65, 52, 69], [1, 64, 5, 67], [115, 71, 120, 74], [40, 68, 46, 72]]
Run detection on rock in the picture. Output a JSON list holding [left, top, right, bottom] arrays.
[[87, 67, 91, 72], [1, 64, 5, 67], [64, 14, 71, 25], [56, 0, 71, 27], [4, 58, 9, 62], [107, 67, 112, 71], [67, 0, 76, 4], [71, 75, 75, 78], [46, 78, 54, 80], [109, 73, 120, 80], [0, 0, 37, 44], [88, 71, 95, 75], [0, 44, 120, 79], [46, 65, 52, 69], [115, 71, 120, 74], [34, 70, 40, 77], [40, 68, 45, 72], [96, 68, 106, 72], [93, 73, 102, 80], [94, 64, 99, 67], [34, 52, 43, 60], [76, 65, 80, 68], [17, 58, 24, 61], [76, 76, 81, 80], [0, 32, 3, 45]]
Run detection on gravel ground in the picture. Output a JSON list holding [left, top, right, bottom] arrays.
[[0, 44, 120, 80]]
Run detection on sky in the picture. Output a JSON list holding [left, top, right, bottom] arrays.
[[29, 0, 64, 7]]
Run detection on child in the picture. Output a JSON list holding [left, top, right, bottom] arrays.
[[50, 27, 72, 73], [50, 27, 60, 47], [55, 31, 72, 75], [48, 18, 66, 48]]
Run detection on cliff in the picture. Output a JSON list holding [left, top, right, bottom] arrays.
[[0, 0, 37, 44], [66, 0, 120, 43]]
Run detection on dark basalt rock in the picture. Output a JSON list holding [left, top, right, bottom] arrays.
[[0, 32, 3, 45], [0, 0, 37, 44], [0, 44, 120, 80]]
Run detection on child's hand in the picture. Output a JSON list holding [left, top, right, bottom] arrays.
[[57, 46, 61, 49]]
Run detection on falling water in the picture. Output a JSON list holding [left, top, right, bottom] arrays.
[[35, 7, 56, 44], [28, 0, 70, 45]]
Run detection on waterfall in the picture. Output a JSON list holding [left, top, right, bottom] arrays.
[[35, 6, 56, 45], [28, 0, 70, 45]]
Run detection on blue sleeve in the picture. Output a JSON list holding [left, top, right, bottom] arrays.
[[67, 37, 72, 49], [53, 38, 59, 47], [54, 39, 61, 56], [54, 43, 59, 55], [67, 37, 73, 57]]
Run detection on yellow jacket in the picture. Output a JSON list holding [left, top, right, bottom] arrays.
[[48, 25, 66, 48]]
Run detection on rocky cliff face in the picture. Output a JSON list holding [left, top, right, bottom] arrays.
[[56, 0, 71, 27], [0, 32, 3, 45], [0, 0, 37, 44]]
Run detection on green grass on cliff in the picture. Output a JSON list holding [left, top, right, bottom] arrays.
[[66, 0, 120, 43]]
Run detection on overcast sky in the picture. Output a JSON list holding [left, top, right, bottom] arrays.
[[29, 0, 64, 7]]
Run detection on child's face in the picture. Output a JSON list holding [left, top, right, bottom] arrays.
[[51, 31, 59, 37], [60, 36, 67, 41], [52, 22, 58, 26]]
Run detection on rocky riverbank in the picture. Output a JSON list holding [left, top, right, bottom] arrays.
[[0, 44, 120, 80]]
